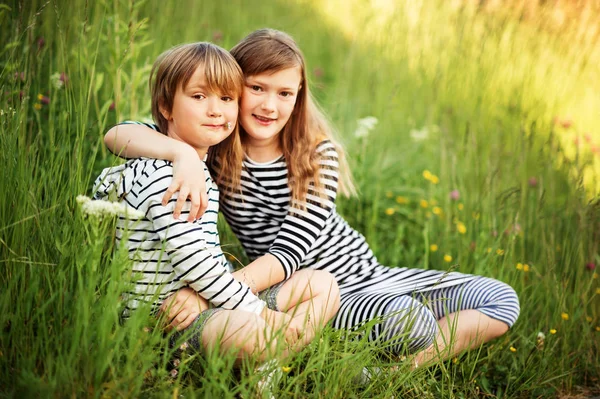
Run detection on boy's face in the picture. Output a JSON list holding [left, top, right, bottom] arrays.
[[161, 65, 238, 156]]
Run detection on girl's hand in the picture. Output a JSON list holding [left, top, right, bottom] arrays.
[[160, 287, 209, 331], [163, 147, 208, 221]]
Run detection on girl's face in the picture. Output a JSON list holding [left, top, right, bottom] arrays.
[[162, 65, 238, 156], [239, 66, 302, 149]]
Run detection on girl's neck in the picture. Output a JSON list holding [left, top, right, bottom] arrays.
[[244, 136, 282, 163]]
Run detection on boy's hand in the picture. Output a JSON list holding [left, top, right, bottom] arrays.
[[160, 287, 209, 331], [163, 147, 208, 222], [260, 307, 300, 347]]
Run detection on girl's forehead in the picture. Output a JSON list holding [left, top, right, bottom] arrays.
[[245, 66, 302, 87]]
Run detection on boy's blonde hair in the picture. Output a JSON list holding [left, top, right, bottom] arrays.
[[149, 42, 244, 191], [230, 29, 355, 203]]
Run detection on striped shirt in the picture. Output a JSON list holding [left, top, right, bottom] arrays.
[[93, 157, 265, 317]]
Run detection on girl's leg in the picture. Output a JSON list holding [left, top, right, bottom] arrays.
[[273, 269, 340, 346], [412, 277, 520, 366], [331, 291, 438, 354]]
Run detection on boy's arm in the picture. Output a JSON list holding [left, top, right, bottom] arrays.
[[140, 165, 266, 315], [105, 122, 207, 221]]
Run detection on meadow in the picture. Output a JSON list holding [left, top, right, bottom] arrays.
[[1, 0, 599, 397]]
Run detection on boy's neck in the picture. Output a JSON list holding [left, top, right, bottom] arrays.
[[167, 131, 208, 160]]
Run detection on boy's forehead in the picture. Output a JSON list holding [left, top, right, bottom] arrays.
[[183, 64, 207, 88]]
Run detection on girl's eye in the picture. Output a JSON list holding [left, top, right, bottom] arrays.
[[221, 96, 234, 102], [251, 85, 262, 92], [192, 94, 205, 100], [280, 91, 293, 98]]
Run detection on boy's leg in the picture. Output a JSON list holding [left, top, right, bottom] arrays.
[[270, 269, 340, 346], [188, 309, 285, 364]]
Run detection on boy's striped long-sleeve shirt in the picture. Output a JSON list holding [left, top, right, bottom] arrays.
[[93, 157, 266, 317]]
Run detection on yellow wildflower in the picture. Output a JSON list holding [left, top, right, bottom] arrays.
[[430, 175, 439, 184], [561, 313, 569, 321], [425, 211, 432, 218], [385, 208, 395, 216], [444, 254, 453, 263], [509, 346, 517, 352], [523, 264, 530, 272], [432, 206, 442, 215], [596, 326, 600, 332], [430, 244, 438, 252], [420, 199, 429, 208], [34, 103, 42, 110], [516, 263, 523, 270], [496, 249, 505, 256], [422, 170, 433, 180], [37, 93, 44, 100], [457, 222, 467, 234], [486, 247, 492, 253], [430, 199, 438, 206], [396, 196, 409, 204], [452, 357, 458, 364], [458, 203, 464, 211], [596, 288, 600, 294], [472, 212, 480, 220], [594, 273, 598, 279], [282, 366, 292, 373], [586, 316, 592, 323], [549, 329, 557, 334], [386, 191, 393, 198]]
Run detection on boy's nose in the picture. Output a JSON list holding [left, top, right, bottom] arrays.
[[207, 98, 222, 116]]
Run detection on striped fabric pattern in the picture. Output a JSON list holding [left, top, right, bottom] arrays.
[[116, 122, 519, 345], [93, 157, 265, 317]]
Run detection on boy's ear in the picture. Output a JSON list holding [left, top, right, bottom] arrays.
[[159, 101, 172, 121]]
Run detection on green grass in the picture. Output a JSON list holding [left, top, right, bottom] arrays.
[[1, 0, 599, 397]]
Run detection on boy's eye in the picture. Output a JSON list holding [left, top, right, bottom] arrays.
[[251, 85, 262, 92], [192, 94, 205, 100], [221, 96, 234, 102]]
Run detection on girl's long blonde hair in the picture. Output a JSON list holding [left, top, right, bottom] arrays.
[[229, 29, 355, 203], [149, 42, 244, 192]]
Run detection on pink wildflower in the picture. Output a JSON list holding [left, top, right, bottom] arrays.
[[37, 37, 45, 50], [528, 177, 538, 187], [59, 72, 69, 85], [449, 190, 460, 201], [109, 101, 116, 111], [586, 262, 596, 271], [212, 30, 223, 42]]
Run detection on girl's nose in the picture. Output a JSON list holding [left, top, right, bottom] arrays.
[[260, 94, 276, 113]]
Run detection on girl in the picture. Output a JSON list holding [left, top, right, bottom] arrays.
[[105, 29, 520, 366], [95, 41, 340, 363]]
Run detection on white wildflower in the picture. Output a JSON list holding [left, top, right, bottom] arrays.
[[50, 72, 64, 90], [537, 331, 546, 341], [354, 116, 378, 139], [410, 127, 429, 142], [77, 195, 145, 219]]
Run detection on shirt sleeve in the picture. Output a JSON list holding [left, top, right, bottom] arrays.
[[267, 141, 339, 279], [136, 162, 266, 314]]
